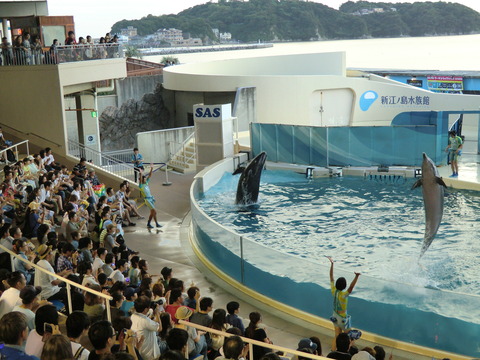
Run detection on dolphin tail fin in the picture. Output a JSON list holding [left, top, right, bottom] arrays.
[[436, 176, 447, 188], [411, 179, 423, 190]]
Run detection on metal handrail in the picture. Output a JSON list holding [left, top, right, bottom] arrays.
[[0, 139, 30, 165], [177, 320, 329, 360], [0, 243, 113, 321], [69, 139, 135, 168], [169, 131, 196, 165], [67, 139, 134, 181]]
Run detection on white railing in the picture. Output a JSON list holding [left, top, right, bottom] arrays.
[[0, 140, 30, 165], [1, 44, 124, 66], [102, 149, 133, 164], [67, 139, 135, 180], [0, 244, 113, 321], [178, 320, 329, 360], [169, 131, 196, 166]]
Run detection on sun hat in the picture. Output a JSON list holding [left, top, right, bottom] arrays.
[[28, 201, 40, 210], [175, 306, 193, 320], [36, 244, 52, 259]]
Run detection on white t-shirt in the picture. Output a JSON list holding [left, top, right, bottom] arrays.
[[109, 269, 125, 283], [81, 275, 99, 288], [131, 312, 160, 360], [25, 329, 44, 358], [13, 305, 35, 330], [44, 154, 55, 166], [71, 341, 90, 360], [0, 287, 21, 318], [35, 259, 60, 299], [92, 257, 104, 277]]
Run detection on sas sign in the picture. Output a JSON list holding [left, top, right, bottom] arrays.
[[195, 107, 221, 118]]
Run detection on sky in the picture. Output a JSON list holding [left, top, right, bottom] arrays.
[[47, 0, 480, 39]]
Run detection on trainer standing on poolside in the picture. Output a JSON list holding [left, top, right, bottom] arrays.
[[139, 163, 162, 229], [327, 256, 361, 350], [445, 130, 463, 177]]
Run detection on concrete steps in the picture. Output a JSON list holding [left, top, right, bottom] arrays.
[[167, 140, 197, 174]]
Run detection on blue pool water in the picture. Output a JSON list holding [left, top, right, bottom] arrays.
[[195, 169, 480, 356], [198, 170, 480, 305]]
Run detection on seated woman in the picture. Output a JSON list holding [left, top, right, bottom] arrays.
[[208, 308, 231, 360], [245, 312, 273, 360]]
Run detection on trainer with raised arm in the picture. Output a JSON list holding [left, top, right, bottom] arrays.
[[139, 163, 161, 229], [327, 256, 361, 350]]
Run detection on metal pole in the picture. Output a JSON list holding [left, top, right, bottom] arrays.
[[163, 166, 172, 186], [66, 283, 72, 315]]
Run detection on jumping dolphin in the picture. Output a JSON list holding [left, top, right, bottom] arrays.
[[235, 152, 267, 205], [411, 153, 447, 257]]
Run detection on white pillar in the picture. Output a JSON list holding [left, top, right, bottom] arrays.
[[2, 19, 11, 43]]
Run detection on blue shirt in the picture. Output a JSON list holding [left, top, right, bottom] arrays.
[[132, 153, 144, 167], [0, 344, 40, 359], [226, 313, 245, 335]]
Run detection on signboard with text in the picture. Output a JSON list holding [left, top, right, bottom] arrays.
[[427, 76, 463, 93]]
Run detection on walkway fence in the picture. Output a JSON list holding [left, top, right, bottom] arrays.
[[0, 139, 30, 165], [1, 44, 123, 66], [67, 139, 133, 180], [0, 244, 113, 321]]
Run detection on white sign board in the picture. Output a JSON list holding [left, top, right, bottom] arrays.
[[85, 134, 96, 146]]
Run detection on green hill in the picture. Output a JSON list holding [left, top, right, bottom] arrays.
[[111, 0, 480, 42]]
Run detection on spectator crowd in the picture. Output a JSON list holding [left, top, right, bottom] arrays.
[[1, 31, 122, 66], [0, 135, 398, 360]]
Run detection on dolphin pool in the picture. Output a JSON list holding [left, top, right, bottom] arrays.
[[191, 168, 480, 357]]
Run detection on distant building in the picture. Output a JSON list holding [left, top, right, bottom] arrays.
[[175, 38, 203, 47], [219, 32, 232, 42], [120, 26, 137, 37], [155, 28, 183, 44]]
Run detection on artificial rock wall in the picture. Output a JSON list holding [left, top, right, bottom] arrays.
[[99, 82, 173, 151]]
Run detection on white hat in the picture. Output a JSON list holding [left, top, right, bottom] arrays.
[[352, 351, 375, 360]]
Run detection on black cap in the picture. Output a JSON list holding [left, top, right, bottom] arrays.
[[161, 266, 172, 278]]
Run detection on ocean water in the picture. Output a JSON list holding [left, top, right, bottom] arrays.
[[145, 34, 480, 71], [198, 170, 480, 295]]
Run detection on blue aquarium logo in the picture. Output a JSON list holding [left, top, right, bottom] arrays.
[[359, 91, 378, 111]]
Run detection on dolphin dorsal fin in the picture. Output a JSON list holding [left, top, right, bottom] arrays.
[[411, 179, 423, 190], [436, 176, 447, 188]]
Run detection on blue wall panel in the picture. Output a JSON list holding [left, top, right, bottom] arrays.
[[277, 125, 294, 164], [328, 127, 351, 166], [311, 127, 328, 167], [292, 126, 312, 165], [251, 123, 439, 167]]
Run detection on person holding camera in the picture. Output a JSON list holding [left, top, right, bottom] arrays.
[[130, 295, 162, 360]]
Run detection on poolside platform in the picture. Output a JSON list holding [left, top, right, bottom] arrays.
[[122, 148, 480, 360]]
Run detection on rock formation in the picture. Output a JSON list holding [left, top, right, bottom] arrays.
[[99, 84, 172, 150]]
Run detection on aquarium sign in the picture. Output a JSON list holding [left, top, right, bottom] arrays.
[[407, 79, 423, 87], [193, 103, 232, 121], [380, 95, 430, 106], [427, 76, 463, 92]]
